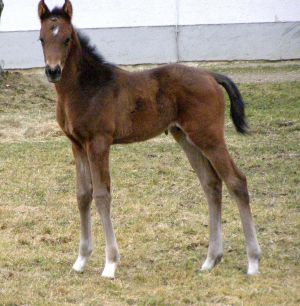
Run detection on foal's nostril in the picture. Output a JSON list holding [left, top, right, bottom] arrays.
[[54, 65, 61, 75], [45, 65, 62, 81], [46, 65, 61, 75]]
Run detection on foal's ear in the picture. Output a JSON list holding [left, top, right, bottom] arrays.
[[63, 0, 73, 19], [38, 0, 50, 20]]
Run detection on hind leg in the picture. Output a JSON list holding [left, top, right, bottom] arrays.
[[185, 129, 261, 275], [170, 127, 223, 271]]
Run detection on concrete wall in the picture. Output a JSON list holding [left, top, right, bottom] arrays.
[[0, 0, 300, 68]]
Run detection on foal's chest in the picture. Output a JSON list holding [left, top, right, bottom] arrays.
[[56, 101, 80, 141]]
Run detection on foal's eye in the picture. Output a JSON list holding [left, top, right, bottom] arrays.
[[39, 38, 45, 46], [64, 37, 72, 46]]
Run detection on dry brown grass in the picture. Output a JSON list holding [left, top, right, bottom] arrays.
[[0, 71, 62, 143], [0, 63, 300, 305]]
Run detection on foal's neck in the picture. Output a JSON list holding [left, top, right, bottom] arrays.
[[55, 30, 116, 99]]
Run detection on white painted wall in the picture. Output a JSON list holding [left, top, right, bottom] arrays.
[[1, 0, 299, 67], [179, 0, 300, 25], [0, 0, 299, 32]]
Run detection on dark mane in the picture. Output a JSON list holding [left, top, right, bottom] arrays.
[[76, 32, 116, 90], [77, 32, 106, 66]]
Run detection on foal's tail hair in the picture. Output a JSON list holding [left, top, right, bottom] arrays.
[[212, 73, 249, 134]]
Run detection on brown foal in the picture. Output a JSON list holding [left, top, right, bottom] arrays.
[[38, 0, 261, 278]]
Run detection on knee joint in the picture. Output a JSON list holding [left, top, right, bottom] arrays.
[[93, 188, 111, 202], [233, 183, 248, 199], [77, 190, 92, 206], [229, 175, 249, 200], [203, 179, 222, 195]]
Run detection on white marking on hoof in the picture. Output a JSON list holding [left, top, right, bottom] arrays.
[[72, 255, 88, 273], [101, 262, 117, 279], [247, 259, 260, 275], [201, 258, 215, 271], [200, 254, 223, 271]]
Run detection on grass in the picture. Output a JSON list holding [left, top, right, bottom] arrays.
[[0, 64, 300, 305]]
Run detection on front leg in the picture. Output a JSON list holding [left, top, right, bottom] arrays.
[[72, 143, 93, 273], [87, 136, 120, 278]]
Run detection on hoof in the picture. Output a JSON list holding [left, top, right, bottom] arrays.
[[247, 259, 260, 276], [72, 255, 88, 273], [101, 262, 117, 279], [200, 254, 223, 271]]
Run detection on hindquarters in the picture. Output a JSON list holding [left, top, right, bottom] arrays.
[[152, 64, 247, 140], [169, 66, 227, 148]]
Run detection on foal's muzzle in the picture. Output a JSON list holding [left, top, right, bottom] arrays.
[[45, 65, 62, 83]]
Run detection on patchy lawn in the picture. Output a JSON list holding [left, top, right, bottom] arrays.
[[0, 62, 299, 305]]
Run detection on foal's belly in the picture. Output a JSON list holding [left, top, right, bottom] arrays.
[[113, 124, 169, 144], [113, 102, 176, 144], [113, 115, 173, 144]]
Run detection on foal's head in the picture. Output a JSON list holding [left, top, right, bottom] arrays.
[[38, 0, 74, 83]]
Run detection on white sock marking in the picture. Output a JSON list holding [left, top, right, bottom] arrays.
[[101, 262, 117, 279], [72, 255, 88, 273], [247, 258, 260, 275], [201, 258, 216, 271]]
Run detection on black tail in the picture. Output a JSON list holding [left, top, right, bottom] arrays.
[[212, 73, 248, 134]]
